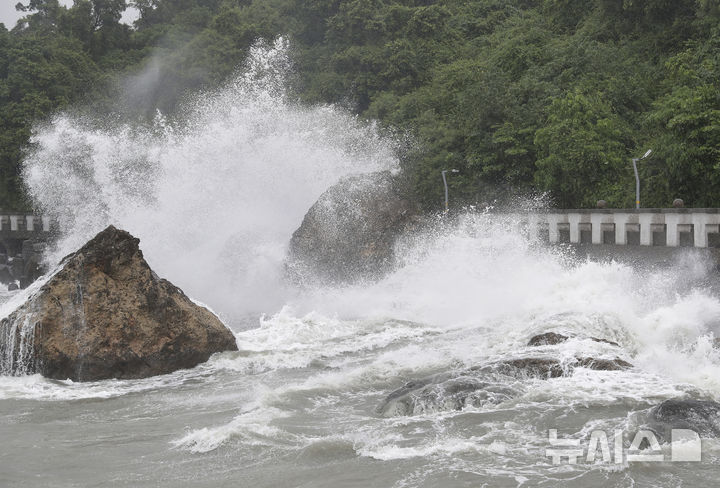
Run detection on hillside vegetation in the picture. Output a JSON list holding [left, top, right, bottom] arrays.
[[2, 0, 719, 209]]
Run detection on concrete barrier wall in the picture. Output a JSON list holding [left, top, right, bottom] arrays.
[[528, 209, 720, 248]]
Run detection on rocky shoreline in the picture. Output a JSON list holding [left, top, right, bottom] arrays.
[[0, 226, 237, 381]]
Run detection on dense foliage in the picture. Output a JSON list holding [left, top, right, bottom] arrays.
[[1, 0, 720, 209]]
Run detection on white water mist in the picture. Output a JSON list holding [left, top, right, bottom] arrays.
[[22, 38, 398, 324], [16, 35, 720, 410]]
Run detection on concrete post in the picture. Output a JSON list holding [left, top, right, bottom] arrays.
[[665, 214, 679, 247], [693, 214, 708, 248], [548, 215, 559, 243], [568, 213, 581, 243], [639, 214, 652, 246], [590, 214, 603, 244], [614, 213, 629, 245]]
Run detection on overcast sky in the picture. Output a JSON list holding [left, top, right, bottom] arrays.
[[0, 1, 29, 28], [1, 1, 139, 29]]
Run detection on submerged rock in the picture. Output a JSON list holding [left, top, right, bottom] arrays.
[[575, 357, 631, 370], [527, 332, 569, 347], [647, 398, 720, 441], [377, 373, 521, 417], [491, 358, 567, 378], [0, 226, 238, 381], [379, 355, 633, 417], [527, 332, 619, 348], [590, 337, 620, 347], [287, 171, 419, 284], [483, 356, 631, 378]]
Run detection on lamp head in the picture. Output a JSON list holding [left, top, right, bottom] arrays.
[[643, 149, 652, 159]]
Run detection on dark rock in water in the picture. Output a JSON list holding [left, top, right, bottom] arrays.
[[590, 337, 620, 347], [647, 399, 720, 441], [287, 171, 419, 284], [492, 358, 567, 378], [575, 357, 632, 370], [0, 225, 238, 381], [527, 332, 619, 347], [7, 282, 18, 291], [527, 332, 569, 346], [379, 354, 634, 417], [377, 373, 521, 417], [379, 377, 436, 407], [482, 356, 632, 378]]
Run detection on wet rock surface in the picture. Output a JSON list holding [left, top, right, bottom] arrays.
[[527, 332, 569, 346], [0, 225, 238, 381], [379, 355, 633, 417], [575, 357, 632, 370], [489, 358, 567, 378], [527, 332, 619, 347], [484, 356, 632, 377], [377, 372, 522, 417], [287, 171, 419, 284], [647, 398, 720, 441]]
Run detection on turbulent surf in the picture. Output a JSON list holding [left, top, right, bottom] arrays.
[[1, 39, 720, 487]]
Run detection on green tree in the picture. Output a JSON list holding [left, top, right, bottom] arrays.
[[534, 89, 634, 207], [645, 38, 720, 207]]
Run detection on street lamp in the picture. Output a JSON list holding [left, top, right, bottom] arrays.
[[441, 169, 459, 213], [632, 149, 652, 209]]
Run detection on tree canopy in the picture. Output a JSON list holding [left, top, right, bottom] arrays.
[[1, 0, 720, 210]]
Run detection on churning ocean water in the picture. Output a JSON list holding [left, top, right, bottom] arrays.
[[2, 39, 720, 487]]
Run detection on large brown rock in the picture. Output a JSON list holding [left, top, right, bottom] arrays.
[[0, 226, 237, 381], [287, 171, 419, 285]]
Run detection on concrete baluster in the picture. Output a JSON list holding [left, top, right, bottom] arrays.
[[639, 214, 652, 246], [590, 214, 603, 244], [693, 214, 708, 248], [665, 214, 679, 247], [568, 213, 581, 244], [614, 213, 629, 245], [548, 215, 559, 243]]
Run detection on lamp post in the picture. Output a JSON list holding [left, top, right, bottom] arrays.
[[441, 169, 459, 213], [632, 149, 652, 209]]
